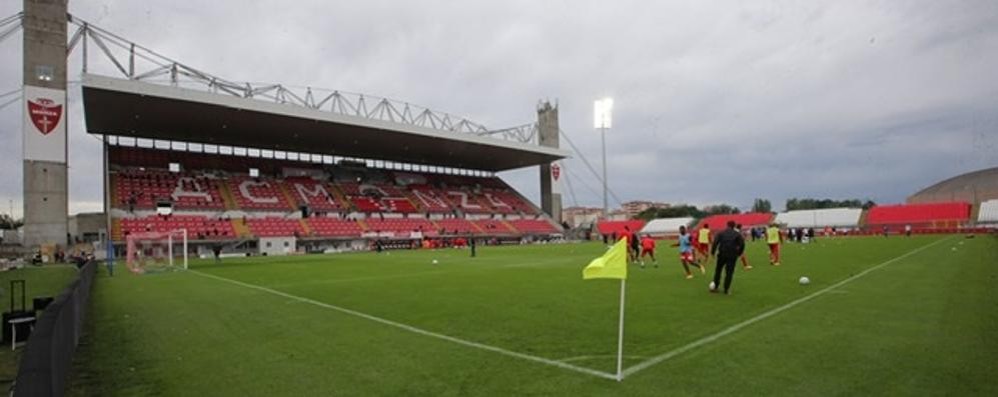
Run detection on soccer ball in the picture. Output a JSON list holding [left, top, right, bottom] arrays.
[[432, 259, 439, 264], [708, 281, 717, 291], [799, 276, 810, 285]]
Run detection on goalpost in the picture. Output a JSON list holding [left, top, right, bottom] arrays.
[[125, 229, 188, 274]]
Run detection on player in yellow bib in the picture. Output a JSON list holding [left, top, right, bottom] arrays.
[[696, 224, 712, 261], [766, 223, 782, 266]]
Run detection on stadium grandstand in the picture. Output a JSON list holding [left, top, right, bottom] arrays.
[[104, 134, 565, 254], [639, 217, 694, 237], [865, 202, 972, 232], [596, 220, 646, 239], [774, 208, 862, 229], [60, 26, 569, 256], [694, 213, 773, 232], [978, 200, 998, 224]]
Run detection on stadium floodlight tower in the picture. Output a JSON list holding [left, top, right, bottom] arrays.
[[21, 0, 70, 249], [594, 98, 613, 220]]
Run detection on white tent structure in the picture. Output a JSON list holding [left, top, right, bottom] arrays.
[[639, 217, 694, 237], [774, 208, 862, 228]]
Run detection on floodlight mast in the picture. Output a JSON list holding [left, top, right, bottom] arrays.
[[594, 98, 613, 220]]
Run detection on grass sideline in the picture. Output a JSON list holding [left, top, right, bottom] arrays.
[[0, 265, 79, 385], [71, 235, 997, 395]]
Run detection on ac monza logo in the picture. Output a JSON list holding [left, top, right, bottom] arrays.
[[551, 163, 561, 181], [28, 98, 63, 135]]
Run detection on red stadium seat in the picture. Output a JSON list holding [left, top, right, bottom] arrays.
[[228, 176, 294, 211], [285, 177, 343, 211], [434, 218, 479, 234], [306, 217, 364, 237], [596, 220, 647, 236], [364, 218, 437, 237], [245, 217, 305, 237], [693, 213, 774, 232], [508, 219, 561, 234], [120, 215, 236, 239], [472, 219, 516, 234], [866, 202, 971, 225]]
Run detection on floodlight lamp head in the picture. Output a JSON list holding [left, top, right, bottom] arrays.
[[593, 98, 613, 129]]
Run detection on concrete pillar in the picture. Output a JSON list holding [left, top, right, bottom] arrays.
[[22, 0, 69, 249], [537, 101, 562, 224]]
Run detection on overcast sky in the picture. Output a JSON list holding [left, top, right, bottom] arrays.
[[2, 0, 997, 216]]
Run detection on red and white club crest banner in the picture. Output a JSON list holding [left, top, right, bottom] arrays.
[[550, 161, 562, 195], [23, 85, 67, 163]]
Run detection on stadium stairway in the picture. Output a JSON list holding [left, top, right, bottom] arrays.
[[330, 185, 353, 209], [356, 218, 369, 232], [428, 218, 441, 233], [111, 218, 122, 241], [299, 218, 313, 236], [230, 218, 252, 238], [108, 173, 119, 211], [330, 185, 358, 212], [971, 202, 982, 223], [218, 182, 239, 211], [501, 219, 518, 233], [405, 190, 426, 213], [858, 209, 870, 228], [278, 182, 302, 211]]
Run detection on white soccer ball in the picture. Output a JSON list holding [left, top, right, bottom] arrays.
[[432, 259, 439, 264], [709, 281, 717, 291], [799, 276, 810, 285]]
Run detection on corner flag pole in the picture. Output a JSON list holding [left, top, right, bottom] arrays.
[[616, 278, 626, 381]]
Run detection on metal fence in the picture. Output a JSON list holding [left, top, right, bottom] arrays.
[[12, 260, 97, 397]]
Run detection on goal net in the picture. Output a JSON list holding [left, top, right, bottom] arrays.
[[125, 230, 188, 274]]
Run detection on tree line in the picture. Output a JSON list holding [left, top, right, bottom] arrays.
[[634, 204, 740, 221], [784, 198, 876, 211], [633, 197, 876, 221]]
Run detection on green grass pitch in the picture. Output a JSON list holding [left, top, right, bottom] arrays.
[[69, 234, 997, 396]]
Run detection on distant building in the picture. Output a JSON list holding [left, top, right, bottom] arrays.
[[620, 200, 670, 218], [562, 206, 603, 228], [606, 210, 630, 221]]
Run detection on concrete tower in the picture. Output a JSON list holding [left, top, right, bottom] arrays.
[[22, 0, 69, 249], [537, 101, 563, 224]]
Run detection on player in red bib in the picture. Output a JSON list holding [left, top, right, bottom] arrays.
[[623, 226, 638, 263], [639, 234, 657, 268]]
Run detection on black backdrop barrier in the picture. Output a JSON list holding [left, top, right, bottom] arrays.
[[12, 260, 97, 397]]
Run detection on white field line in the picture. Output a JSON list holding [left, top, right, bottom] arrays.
[[620, 237, 951, 379], [189, 269, 618, 381], [558, 354, 647, 363]]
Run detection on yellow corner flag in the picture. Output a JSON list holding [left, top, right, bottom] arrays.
[[583, 238, 628, 280]]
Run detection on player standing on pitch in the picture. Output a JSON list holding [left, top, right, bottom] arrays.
[[675, 225, 706, 279], [639, 234, 657, 268], [696, 223, 712, 262], [735, 224, 753, 270], [711, 221, 745, 295], [623, 226, 639, 263], [766, 223, 782, 266]]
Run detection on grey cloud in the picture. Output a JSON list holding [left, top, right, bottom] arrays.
[[1, 0, 997, 217]]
